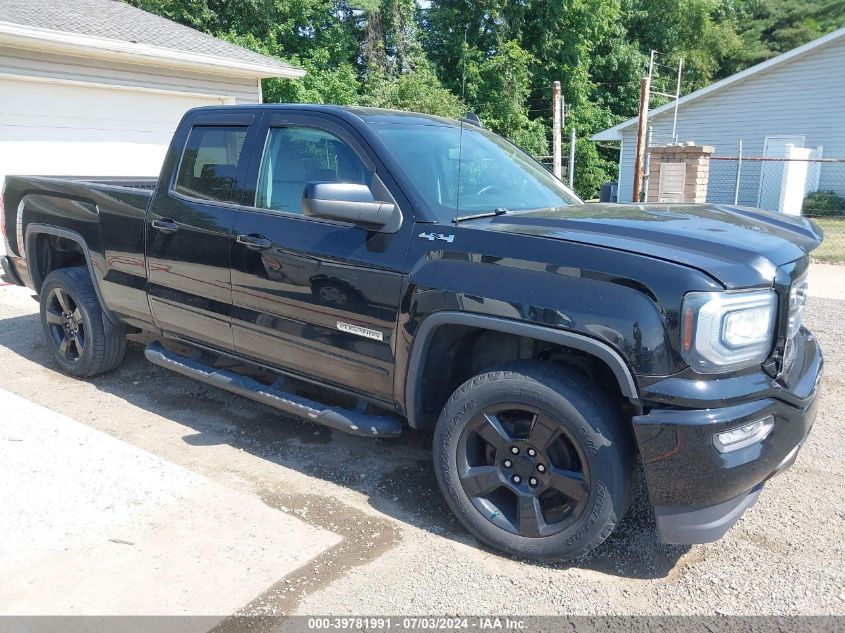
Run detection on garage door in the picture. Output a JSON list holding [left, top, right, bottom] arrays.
[[0, 77, 228, 182]]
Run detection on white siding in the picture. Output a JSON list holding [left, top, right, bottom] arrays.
[[0, 46, 261, 103], [0, 76, 226, 178], [616, 35, 845, 203], [0, 44, 262, 182]]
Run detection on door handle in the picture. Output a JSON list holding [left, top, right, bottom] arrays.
[[237, 234, 272, 250], [151, 218, 179, 234]]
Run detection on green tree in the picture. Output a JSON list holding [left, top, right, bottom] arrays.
[[468, 40, 548, 155], [420, 0, 635, 196], [356, 0, 466, 117], [361, 54, 466, 117], [722, 0, 845, 75], [127, 0, 844, 199], [624, 0, 744, 90]]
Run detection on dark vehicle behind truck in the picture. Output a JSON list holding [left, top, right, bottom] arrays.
[[1, 105, 823, 560]]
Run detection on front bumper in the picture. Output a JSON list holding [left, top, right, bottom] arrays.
[[634, 328, 822, 544]]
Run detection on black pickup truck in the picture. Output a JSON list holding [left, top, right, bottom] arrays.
[[1, 105, 824, 561]]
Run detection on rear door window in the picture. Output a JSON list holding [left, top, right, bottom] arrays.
[[175, 126, 248, 203]]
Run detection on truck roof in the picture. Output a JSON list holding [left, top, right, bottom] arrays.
[[189, 103, 463, 128]]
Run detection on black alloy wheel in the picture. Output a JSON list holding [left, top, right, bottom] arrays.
[[44, 287, 86, 362], [457, 404, 590, 538]]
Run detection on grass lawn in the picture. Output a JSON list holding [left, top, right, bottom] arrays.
[[811, 217, 845, 264]]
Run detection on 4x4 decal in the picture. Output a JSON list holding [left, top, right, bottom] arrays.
[[418, 232, 455, 243]]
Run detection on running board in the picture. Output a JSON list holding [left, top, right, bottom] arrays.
[[144, 341, 403, 438]]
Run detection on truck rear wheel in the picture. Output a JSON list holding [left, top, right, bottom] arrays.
[[433, 361, 633, 561], [39, 266, 126, 378]]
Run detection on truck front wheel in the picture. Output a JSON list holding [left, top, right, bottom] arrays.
[[39, 266, 126, 378], [433, 361, 633, 561]]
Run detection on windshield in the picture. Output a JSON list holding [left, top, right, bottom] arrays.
[[373, 122, 582, 222]]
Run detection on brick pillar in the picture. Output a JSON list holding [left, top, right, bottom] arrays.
[[645, 143, 715, 203]]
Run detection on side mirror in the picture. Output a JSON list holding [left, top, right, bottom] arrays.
[[302, 182, 396, 230]]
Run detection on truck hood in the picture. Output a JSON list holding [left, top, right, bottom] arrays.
[[483, 203, 823, 288]]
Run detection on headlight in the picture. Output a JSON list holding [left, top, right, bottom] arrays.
[[784, 275, 808, 369], [681, 290, 777, 373]]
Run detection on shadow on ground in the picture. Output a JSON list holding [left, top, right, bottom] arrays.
[[0, 311, 690, 580]]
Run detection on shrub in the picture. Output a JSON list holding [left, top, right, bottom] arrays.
[[802, 190, 845, 217]]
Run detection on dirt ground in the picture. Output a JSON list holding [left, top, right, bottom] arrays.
[[0, 278, 843, 618]]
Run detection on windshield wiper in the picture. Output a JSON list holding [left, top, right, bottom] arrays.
[[453, 207, 509, 224]]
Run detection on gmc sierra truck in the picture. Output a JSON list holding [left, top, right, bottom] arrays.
[[1, 105, 824, 561]]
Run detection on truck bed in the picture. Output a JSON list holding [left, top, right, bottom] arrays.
[[2, 174, 154, 328]]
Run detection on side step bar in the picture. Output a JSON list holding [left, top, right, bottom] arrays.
[[144, 341, 403, 438]]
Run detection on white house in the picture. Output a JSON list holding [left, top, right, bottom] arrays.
[[0, 0, 304, 184], [593, 27, 845, 206]]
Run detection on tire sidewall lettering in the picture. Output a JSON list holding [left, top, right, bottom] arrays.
[[442, 398, 475, 515]]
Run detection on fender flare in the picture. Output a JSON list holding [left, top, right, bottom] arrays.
[[25, 223, 120, 326], [404, 311, 639, 429]]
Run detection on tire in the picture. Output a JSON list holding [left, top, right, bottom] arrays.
[[433, 361, 633, 561], [39, 266, 126, 378]]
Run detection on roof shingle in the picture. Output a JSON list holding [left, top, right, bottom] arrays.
[[0, 0, 302, 76]]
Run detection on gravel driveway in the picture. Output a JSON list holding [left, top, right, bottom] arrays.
[[0, 281, 842, 617]]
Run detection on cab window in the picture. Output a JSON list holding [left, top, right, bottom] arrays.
[[175, 126, 248, 203], [255, 126, 370, 215]]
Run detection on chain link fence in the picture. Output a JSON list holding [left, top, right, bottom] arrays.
[[707, 156, 845, 264]]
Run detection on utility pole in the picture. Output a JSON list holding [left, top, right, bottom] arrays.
[[632, 50, 655, 202], [632, 77, 650, 202], [568, 127, 576, 188], [552, 81, 562, 179]]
